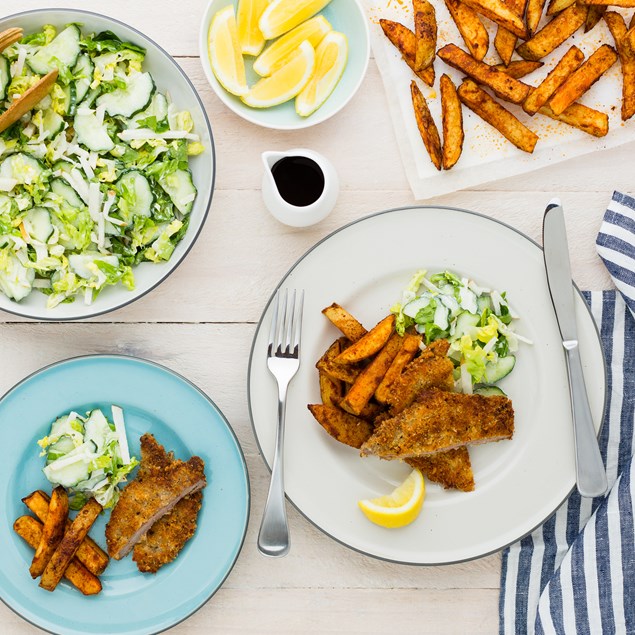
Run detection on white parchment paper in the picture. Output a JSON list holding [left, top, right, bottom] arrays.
[[363, 0, 634, 199]]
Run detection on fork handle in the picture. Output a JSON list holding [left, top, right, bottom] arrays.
[[258, 386, 290, 557]]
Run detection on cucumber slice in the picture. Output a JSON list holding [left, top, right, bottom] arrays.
[[474, 385, 507, 397], [450, 311, 480, 341], [28, 25, 81, 75], [477, 295, 491, 313], [78, 87, 100, 109], [484, 355, 516, 383], [23, 207, 53, 242], [116, 170, 153, 220], [74, 109, 115, 152], [130, 92, 168, 127], [0, 55, 9, 101], [54, 83, 76, 116], [51, 178, 84, 208], [73, 55, 94, 103], [41, 108, 65, 140], [158, 169, 196, 214], [96, 72, 155, 117], [0, 153, 45, 184]]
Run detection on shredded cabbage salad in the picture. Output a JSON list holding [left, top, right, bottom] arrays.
[[38, 406, 138, 509], [391, 270, 532, 394], [0, 24, 203, 307]]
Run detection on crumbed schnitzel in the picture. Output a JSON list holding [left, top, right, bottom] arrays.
[[384, 344, 455, 413], [132, 434, 203, 573], [406, 448, 475, 492], [106, 434, 206, 561], [360, 387, 514, 459]]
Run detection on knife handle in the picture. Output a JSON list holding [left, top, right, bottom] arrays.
[[563, 340, 607, 498]]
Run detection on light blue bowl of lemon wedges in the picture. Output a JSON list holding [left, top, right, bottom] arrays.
[[199, 0, 370, 130]]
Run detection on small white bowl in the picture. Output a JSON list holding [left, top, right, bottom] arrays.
[[0, 9, 215, 321], [199, 0, 370, 130]]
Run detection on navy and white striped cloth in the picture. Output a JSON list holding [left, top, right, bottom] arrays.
[[499, 191, 635, 635]]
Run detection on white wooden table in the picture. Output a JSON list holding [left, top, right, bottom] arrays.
[[1, 1, 625, 633]]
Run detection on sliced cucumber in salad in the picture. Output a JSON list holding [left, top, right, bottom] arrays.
[[51, 177, 84, 208], [23, 207, 53, 243], [28, 25, 81, 75], [158, 169, 197, 214], [73, 54, 94, 103], [474, 385, 507, 397], [116, 170, 153, 220], [40, 108, 65, 140], [0, 153, 45, 184], [96, 71, 155, 117], [0, 55, 9, 101], [74, 108, 115, 152]]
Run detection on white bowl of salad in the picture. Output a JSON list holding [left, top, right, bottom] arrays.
[[0, 10, 215, 320]]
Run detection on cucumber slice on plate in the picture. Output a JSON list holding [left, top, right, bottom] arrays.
[[23, 207, 53, 242], [28, 25, 81, 75], [73, 55, 94, 104], [96, 72, 155, 117], [130, 92, 168, 127], [450, 311, 480, 341], [116, 170, 153, 220], [158, 169, 197, 214], [0, 153, 45, 184], [484, 355, 516, 383], [474, 385, 507, 397], [0, 55, 9, 101], [51, 178, 84, 208], [74, 109, 115, 152]]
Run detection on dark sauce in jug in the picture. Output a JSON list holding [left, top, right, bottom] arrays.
[[270, 156, 325, 207]]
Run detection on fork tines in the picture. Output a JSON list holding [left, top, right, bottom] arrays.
[[268, 289, 304, 357]]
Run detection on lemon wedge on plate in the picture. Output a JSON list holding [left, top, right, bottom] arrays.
[[236, 0, 269, 56], [253, 15, 332, 77], [259, 0, 333, 40], [358, 469, 425, 529], [242, 40, 315, 108], [296, 31, 348, 117], [208, 5, 248, 96]]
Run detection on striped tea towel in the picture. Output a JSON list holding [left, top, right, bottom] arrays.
[[499, 191, 635, 635]]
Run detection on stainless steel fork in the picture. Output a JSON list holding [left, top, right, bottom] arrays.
[[257, 289, 304, 557]]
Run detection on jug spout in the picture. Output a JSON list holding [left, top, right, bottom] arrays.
[[261, 150, 287, 172]]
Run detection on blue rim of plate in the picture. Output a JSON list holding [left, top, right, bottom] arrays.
[[0, 9, 216, 322], [246, 205, 608, 566], [0, 354, 250, 635]]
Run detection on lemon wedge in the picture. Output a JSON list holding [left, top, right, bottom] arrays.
[[237, 0, 269, 56], [208, 5, 248, 96], [358, 469, 425, 529], [242, 40, 315, 108], [259, 0, 333, 40], [296, 31, 348, 117], [253, 15, 332, 77]]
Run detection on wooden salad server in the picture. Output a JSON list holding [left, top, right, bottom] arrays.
[[0, 69, 59, 134], [0, 28, 23, 53]]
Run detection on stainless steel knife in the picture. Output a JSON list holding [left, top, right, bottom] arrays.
[[543, 199, 607, 498]]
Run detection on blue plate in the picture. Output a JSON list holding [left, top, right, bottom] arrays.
[[0, 355, 250, 635]]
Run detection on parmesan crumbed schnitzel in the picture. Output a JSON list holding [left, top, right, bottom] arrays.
[[406, 448, 475, 492], [132, 434, 204, 573], [360, 387, 514, 459], [384, 342, 455, 413], [105, 434, 206, 561]]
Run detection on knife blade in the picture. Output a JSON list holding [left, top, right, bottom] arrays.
[[543, 199, 607, 498]]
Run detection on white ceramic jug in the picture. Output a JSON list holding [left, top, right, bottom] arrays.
[[261, 148, 339, 227]]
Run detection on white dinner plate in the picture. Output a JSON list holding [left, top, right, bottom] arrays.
[[248, 206, 606, 565]]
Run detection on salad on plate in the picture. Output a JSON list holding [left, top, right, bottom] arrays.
[[391, 270, 532, 394], [0, 23, 203, 307]]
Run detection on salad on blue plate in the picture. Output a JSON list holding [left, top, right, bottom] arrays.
[[0, 23, 203, 307], [38, 405, 137, 509], [391, 270, 532, 395]]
